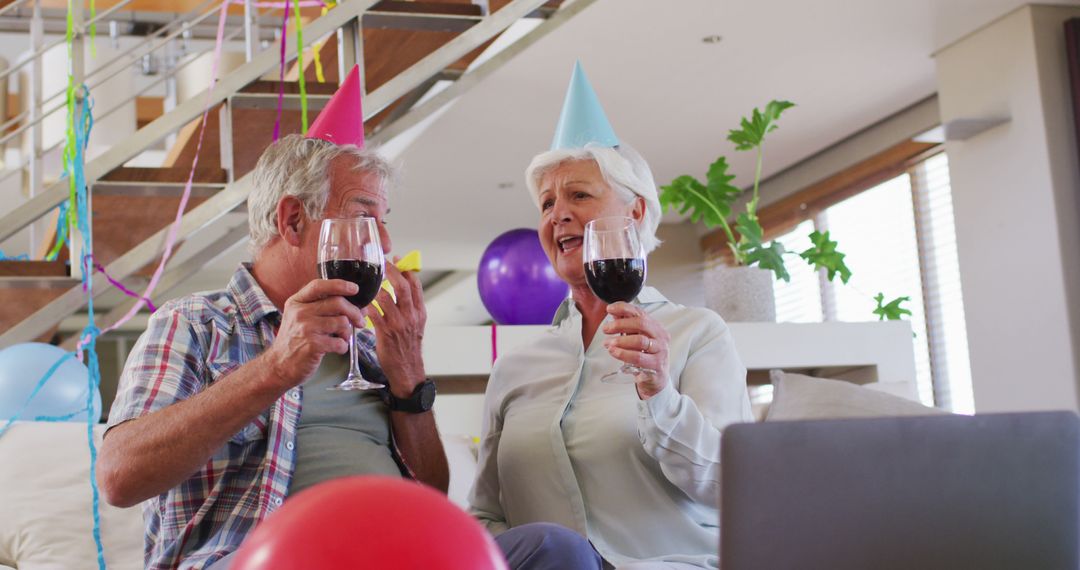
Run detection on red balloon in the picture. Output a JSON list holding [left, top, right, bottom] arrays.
[[231, 476, 508, 570]]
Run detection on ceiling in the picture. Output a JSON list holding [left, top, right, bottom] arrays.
[[147, 0, 1080, 315], [384, 0, 1080, 270]]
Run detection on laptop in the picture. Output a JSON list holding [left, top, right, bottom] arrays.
[[721, 411, 1079, 570]]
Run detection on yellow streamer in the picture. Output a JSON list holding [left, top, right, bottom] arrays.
[[366, 250, 422, 328], [311, 5, 329, 83]]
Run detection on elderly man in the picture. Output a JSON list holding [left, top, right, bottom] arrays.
[[97, 131, 445, 567]]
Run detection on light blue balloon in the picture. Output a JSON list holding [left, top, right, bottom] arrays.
[[0, 342, 102, 422], [550, 61, 620, 150]]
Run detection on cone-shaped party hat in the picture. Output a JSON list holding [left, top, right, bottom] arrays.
[[550, 61, 618, 150], [307, 64, 365, 147]]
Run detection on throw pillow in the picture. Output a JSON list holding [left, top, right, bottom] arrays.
[[765, 370, 946, 421]]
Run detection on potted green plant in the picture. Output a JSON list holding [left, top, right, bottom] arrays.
[[660, 100, 910, 322]]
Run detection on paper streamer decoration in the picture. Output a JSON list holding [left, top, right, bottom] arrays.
[[366, 250, 422, 328], [0, 249, 29, 261], [46, 201, 70, 261], [70, 84, 106, 570], [293, 0, 308, 132], [0, 352, 77, 438], [77, 0, 231, 355], [311, 2, 333, 83], [84, 256, 157, 313], [273, 2, 291, 141]]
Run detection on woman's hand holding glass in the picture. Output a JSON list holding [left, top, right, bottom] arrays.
[[602, 302, 671, 400]]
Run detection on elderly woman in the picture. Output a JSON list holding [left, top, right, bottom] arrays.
[[469, 143, 753, 570]]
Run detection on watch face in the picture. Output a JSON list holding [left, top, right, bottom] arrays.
[[419, 381, 436, 410]]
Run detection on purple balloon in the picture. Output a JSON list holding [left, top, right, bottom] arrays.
[[478, 229, 569, 325]]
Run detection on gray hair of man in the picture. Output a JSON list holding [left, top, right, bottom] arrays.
[[524, 142, 662, 254], [248, 134, 398, 256]]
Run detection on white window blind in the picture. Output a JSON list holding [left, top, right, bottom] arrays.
[[773, 220, 824, 323], [768, 151, 973, 412], [911, 153, 973, 413], [824, 174, 934, 405]]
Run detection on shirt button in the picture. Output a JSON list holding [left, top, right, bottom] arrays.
[[290, 390, 300, 400], [275, 497, 283, 506], [286, 441, 294, 451]]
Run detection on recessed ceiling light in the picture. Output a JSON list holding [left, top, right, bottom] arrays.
[[702, 35, 723, 44]]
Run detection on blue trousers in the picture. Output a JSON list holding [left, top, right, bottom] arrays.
[[496, 522, 603, 570], [208, 522, 601, 569]]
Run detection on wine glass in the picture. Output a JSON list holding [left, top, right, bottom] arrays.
[[318, 217, 386, 391], [583, 216, 650, 384]]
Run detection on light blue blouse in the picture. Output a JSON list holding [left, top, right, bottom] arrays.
[[469, 287, 753, 569]]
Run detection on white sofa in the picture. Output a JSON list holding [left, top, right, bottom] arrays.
[[0, 422, 479, 570], [0, 372, 930, 569]]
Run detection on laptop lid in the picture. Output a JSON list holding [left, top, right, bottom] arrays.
[[721, 412, 1079, 570]]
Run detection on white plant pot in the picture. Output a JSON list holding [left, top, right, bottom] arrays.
[[704, 265, 776, 322]]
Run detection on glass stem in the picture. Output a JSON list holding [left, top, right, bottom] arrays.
[[347, 323, 362, 379]]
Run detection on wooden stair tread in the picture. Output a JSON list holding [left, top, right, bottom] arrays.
[[100, 167, 228, 184], [0, 260, 68, 278], [0, 276, 80, 289], [238, 80, 340, 97], [368, 1, 483, 17]]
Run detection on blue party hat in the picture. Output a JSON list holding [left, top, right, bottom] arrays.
[[550, 61, 619, 150]]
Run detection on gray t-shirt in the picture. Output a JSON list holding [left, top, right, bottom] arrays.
[[287, 352, 401, 496]]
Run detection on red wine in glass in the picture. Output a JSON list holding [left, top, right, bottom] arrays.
[[585, 258, 645, 304], [582, 216, 652, 383], [317, 217, 386, 391], [318, 260, 383, 308]]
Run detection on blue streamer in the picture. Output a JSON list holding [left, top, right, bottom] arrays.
[[0, 352, 77, 439], [35, 406, 91, 422], [0, 249, 30, 261], [67, 85, 106, 570], [46, 201, 72, 262], [0, 28, 106, 570]]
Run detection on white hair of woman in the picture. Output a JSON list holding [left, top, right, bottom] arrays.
[[247, 134, 398, 255], [524, 142, 662, 254]]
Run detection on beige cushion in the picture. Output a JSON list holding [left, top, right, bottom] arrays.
[[765, 370, 947, 421], [0, 422, 479, 569], [443, 434, 479, 509], [0, 422, 143, 570]]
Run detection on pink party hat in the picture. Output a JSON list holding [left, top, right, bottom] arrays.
[[307, 65, 365, 147]]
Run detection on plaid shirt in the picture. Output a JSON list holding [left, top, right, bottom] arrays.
[[107, 264, 383, 570]]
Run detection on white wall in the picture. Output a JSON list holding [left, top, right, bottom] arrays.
[[934, 5, 1080, 412]]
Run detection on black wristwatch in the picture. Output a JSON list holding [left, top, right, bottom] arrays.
[[384, 379, 437, 413]]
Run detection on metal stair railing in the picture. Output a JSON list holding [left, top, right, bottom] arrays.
[[0, 0, 596, 346], [0, 0, 376, 247], [0, 0, 280, 262]]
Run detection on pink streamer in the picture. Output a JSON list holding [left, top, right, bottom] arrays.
[[272, 0, 290, 141], [491, 324, 497, 364], [77, 1, 231, 353], [83, 256, 157, 312]]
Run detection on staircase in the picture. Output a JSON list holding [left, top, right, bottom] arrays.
[[0, 0, 596, 348]]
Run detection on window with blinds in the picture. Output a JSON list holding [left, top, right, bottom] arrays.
[[769, 151, 974, 412]]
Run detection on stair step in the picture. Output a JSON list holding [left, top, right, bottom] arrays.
[[0, 260, 68, 278], [0, 276, 80, 289], [100, 167, 228, 184], [95, 167, 228, 197], [231, 81, 339, 110], [364, 1, 484, 33]]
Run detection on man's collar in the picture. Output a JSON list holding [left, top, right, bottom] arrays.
[[230, 263, 281, 326], [551, 286, 668, 325]]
